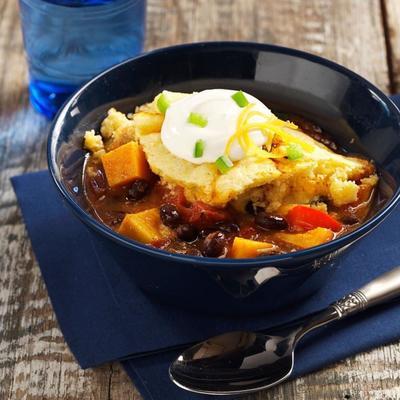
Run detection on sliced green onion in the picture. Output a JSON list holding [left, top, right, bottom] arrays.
[[215, 155, 233, 173], [157, 93, 170, 114], [187, 112, 208, 128], [231, 90, 249, 107], [286, 143, 303, 160], [194, 139, 205, 158]]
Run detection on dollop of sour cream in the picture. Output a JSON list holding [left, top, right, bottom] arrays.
[[160, 89, 272, 164]]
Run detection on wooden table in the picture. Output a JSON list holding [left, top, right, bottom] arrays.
[[1, 1, 400, 398]]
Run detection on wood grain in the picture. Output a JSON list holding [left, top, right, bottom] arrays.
[[383, 0, 400, 93], [146, 0, 390, 91], [0, 0, 399, 399]]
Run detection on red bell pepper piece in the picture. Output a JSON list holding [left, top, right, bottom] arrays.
[[287, 205, 342, 232]]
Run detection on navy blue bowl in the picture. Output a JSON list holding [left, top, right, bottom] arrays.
[[48, 42, 400, 315]]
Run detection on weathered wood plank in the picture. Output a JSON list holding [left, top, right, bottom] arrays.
[[0, 1, 398, 400], [146, 0, 390, 91], [383, 0, 400, 93]]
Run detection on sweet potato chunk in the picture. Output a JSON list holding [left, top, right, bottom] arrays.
[[101, 141, 150, 188], [274, 227, 334, 249], [231, 237, 275, 258], [118, 208, 171, 243]]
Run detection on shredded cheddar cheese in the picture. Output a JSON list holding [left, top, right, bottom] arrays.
[[225, 104, 314, 159]]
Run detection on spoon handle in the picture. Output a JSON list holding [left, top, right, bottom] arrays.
[[295, 266, 400, 340], [332, 266, 400, 318]]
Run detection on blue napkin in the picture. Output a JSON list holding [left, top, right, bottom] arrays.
[[11, 133, 400, 398]]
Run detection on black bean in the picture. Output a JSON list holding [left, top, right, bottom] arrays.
[[255, 213, 288, 231], [245, 201, 264, 215], [127, 179, 149, 201], [245, 201, 256, 215], [89, 169, 107, 196], [213, 222, 240, 234], [160, 204, 181, 227], [201, 231, 228, 258], [176, 224, 198, 242], [198, 228, 216, 239]]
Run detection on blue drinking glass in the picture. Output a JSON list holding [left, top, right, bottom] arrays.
[[19, 0, 146, 119]]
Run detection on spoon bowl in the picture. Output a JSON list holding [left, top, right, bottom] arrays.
[[170, 331, 295, 395]]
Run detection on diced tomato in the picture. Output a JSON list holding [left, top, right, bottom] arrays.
[[239, 225, 258, 239], [187, 202, 230, 227], [166, 186, 230, 228], [166, 186, 189, 208], [287, 205, 342, 232]]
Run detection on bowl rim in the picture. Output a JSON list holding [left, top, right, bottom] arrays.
[[47, 40, 400, 268]]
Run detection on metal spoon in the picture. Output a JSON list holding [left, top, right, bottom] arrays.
[[170, 266, 400, 396]]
